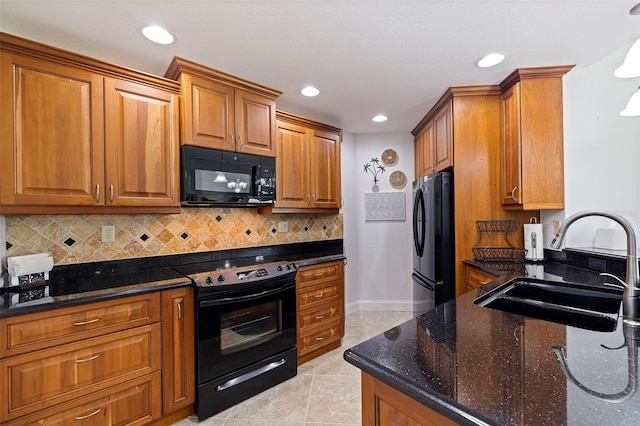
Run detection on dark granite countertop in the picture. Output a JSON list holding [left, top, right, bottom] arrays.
[[1, 240, 344, 318], [344, 256, 640, 425]]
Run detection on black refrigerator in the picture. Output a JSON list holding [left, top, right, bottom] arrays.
[[412, 171, 455, 315]]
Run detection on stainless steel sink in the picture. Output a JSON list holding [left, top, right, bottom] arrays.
[[473, 278, 622, 332]]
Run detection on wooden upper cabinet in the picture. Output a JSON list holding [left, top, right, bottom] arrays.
[[412, 99, 452, 178], [310, 129, 341, 209], [275, 120, 310, 208], [104, 78, 179, 207], [0, 32, 181, 214], [265, 112, 341, 213], [0, 52, 105, 207], [499, 66, 574, 210], [165, 57, 280, 157], [235, 89, 277, 156], [433, 100, 453, 171], [179, 72, 234, 151]]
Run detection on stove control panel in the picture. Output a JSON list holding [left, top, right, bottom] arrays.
[[194, 262, 297, 287]]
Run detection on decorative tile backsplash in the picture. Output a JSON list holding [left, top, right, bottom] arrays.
[[5, 209, 342, 265]]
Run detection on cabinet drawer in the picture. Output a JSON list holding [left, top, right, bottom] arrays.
[[297, 281, 342, 311], [0, 293, 160, 358], [297, 261, 344, 288], [1, 324, 161, 422], [4, 372, 162, 426], [297, 319, 343, 357], [465, 266, 499, 290], [298, 300, 343, 334]]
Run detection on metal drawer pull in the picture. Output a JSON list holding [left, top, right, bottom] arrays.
[[74, 352, 104, 363], [315, 336, 324, 341], [74, 407, 104, 420], [315, 315, 325, 320], [315, 273, 325, 277], [95, 184, 100, 202], [110, 185, 114, 203], [315, 292, 324, 298], [73, 317, 103, 326], [217, 358, 286, 391], [177, 301, 182, 320], [510, 186, 518, 201], [306, 194, 311, 206], [479, 280, 489, 285]]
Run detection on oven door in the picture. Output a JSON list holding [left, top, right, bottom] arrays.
[[196, 278, 296, 384]]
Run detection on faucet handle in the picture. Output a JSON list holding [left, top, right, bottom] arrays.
[[600, 273, 631, 290]]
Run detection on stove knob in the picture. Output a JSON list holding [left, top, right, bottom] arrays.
[[286, 264, 292, 270], [217, 274, 225, 282], [205, 276, 213, 284], [276, 265, 283, 271]]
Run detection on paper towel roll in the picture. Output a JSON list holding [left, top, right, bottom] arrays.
[[524, 223, 544, 260]]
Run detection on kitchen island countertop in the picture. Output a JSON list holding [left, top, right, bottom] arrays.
[[344, 260, 640, 425]]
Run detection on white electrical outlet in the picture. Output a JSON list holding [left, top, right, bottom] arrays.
[[553, 220, 561, 234], [278, 221, 288, 233], [102, 225, 115, 242]]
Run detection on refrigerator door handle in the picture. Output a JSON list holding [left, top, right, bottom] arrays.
[[413, 189, 425, 257], [412, 272, 435, 291]]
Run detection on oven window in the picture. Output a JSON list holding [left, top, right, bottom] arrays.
[[220, 300, 282, 354], [195, 169, 251, 194]]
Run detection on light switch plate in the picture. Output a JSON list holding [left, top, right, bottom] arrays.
[[278, 221, 288, 233]]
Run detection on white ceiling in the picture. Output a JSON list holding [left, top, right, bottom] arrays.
[[1, 1, 639, 134]]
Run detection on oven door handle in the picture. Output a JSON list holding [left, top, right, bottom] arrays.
[[199, 283, 293, 307]]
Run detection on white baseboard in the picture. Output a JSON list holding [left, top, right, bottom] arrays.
[[345, 300, 414, 315]]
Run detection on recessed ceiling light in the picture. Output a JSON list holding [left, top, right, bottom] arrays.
[[142, 25, 174, 45], [372, 114, 388, 122], [630, 2, 640, 15], [476, 53, 506, 68], [301, 86, 320, 97]]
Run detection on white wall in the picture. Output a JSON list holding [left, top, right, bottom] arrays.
[[541, 41, 640, 249], [341, 132, 360, 309], [341, 132, 414, 314]]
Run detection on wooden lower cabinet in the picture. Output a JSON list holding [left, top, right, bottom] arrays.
[[4, 373, 162, 426], [361, 372, 458, 426], [464, 264, 500, 293], [161, 287, 195, 414], [296, 260, 345, 364], [0, 289, 195, 425]]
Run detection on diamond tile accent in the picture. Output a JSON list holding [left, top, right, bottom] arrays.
[[4, 210, 343, 265]]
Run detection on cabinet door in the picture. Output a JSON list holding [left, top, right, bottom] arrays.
[[309, 129, 341, 208], [434, 100, 452, 171], [104, 78, 179, 207], [235, 89, 276, 157], [422, 122, 435, 176], [501, 84, 522, 205], [180, 72, 235, 151], [275, 120, 310, 208], [161, 287, 195, 414], [0, 52, 104, 206]]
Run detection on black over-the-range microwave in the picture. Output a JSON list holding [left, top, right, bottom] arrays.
[[181, 146, 276, 206]]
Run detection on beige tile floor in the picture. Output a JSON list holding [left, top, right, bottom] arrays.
[[173, 310, 414, 426]]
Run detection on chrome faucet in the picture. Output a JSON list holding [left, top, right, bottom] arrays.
[[550, 210, 640, 324]]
